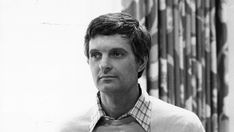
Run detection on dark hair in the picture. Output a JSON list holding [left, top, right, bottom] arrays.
[[84, 12, 151, 78]]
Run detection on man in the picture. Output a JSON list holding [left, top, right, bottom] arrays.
[[61, 12, 205, 132]]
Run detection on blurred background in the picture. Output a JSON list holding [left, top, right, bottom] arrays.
[[0, 0, 233, 132]]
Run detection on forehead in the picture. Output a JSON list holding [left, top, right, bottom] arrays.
[[89, 35, 132, 52]]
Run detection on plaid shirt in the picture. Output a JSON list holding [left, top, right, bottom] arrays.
[[89, 85, 152, 132]]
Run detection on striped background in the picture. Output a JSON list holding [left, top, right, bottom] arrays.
[[122, 0, 229, 132]]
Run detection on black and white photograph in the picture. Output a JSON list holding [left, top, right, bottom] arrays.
[[0, 0, 233, 132]]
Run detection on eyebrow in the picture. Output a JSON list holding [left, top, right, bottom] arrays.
[[89, 48, 128, 53], [111, 47, 127, 51], [89, 49, 99, 54], [109, 48, 128, 53]]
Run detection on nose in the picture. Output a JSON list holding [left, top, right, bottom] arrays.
[[99, 55, 112, 74]]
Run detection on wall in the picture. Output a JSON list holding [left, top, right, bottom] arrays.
[[0, 0, 121, 132]]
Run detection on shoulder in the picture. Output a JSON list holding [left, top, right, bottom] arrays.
[[149, 96, 205, 132], [60, 107, 95, 132]]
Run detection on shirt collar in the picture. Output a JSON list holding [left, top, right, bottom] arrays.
[[89, 85, 152, 132]]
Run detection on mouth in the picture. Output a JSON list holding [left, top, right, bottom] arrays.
[[99, 75, 117, 80]]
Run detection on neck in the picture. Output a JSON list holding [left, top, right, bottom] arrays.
[[99, 84, 140, 119]]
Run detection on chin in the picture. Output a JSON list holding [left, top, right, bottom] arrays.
[[98, 84, 121, 93]]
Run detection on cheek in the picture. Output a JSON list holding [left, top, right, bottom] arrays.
[[118, 61, 138, 78], [89, 63, 99, 76]]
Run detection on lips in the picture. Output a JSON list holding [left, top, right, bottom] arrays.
[[99, 75, 117, 80]]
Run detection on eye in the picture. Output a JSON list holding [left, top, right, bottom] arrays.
[[110, 50, 125, 58], [90, 52, 102, 60]]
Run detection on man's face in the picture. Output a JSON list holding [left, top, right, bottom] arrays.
[[88, 34, 140, 94]]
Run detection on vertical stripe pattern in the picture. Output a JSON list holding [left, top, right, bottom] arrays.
[[122, 0, 229, 131]]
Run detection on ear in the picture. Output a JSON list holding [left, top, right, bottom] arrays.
[[137, 56, 148, 72]]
